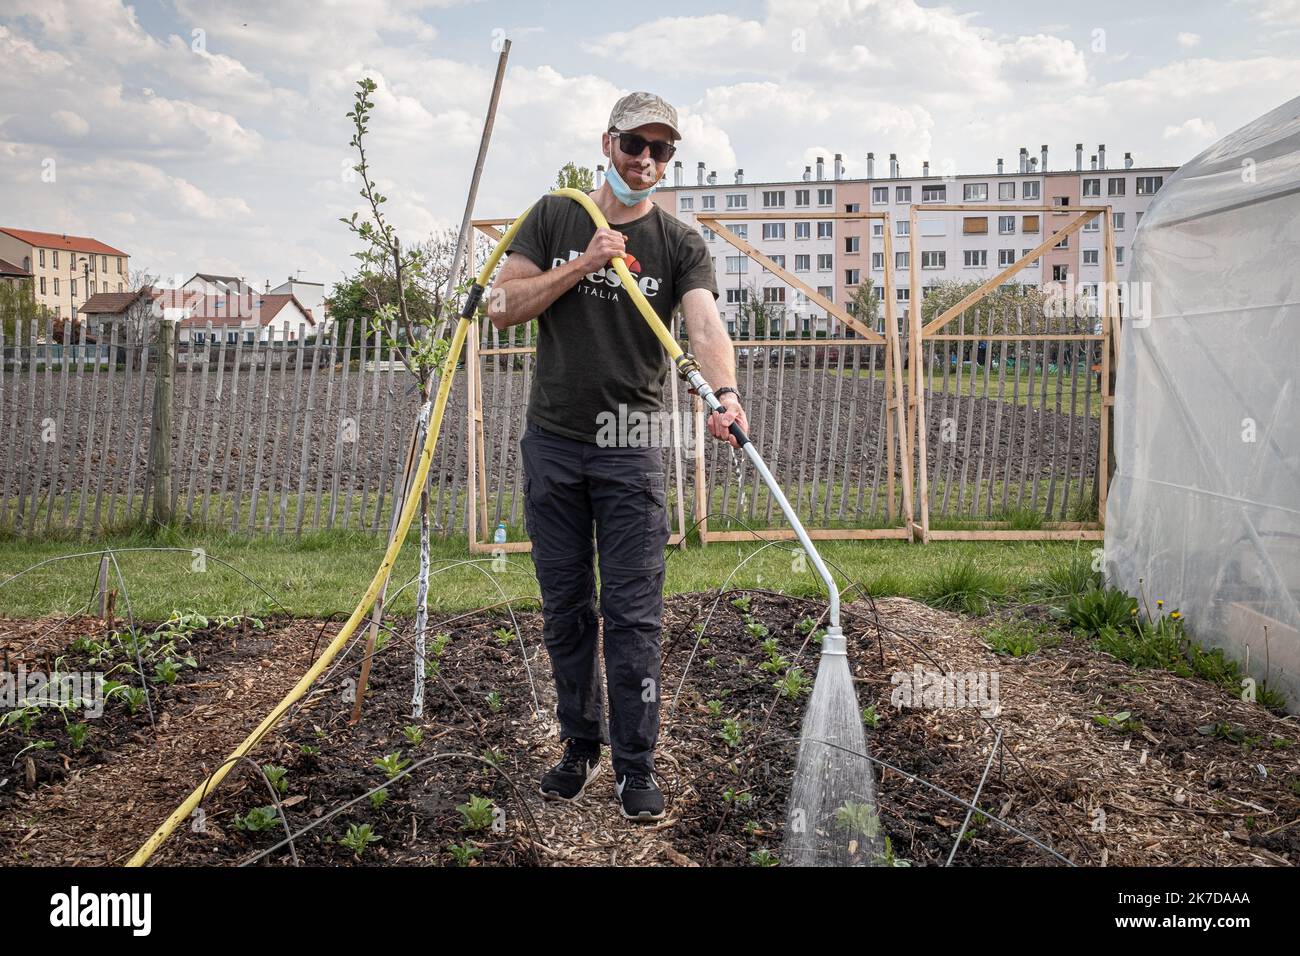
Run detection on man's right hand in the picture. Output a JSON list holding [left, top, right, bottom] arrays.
[[577, 227, 627, 272]]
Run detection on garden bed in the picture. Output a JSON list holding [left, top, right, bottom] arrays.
[[1, 592, 1296, 867]]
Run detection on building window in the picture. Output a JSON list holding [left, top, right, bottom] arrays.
[[1021, 181, 1040, 200], [896, 219, 910, 236], [921, 251, 945, 269], [921, 184, 946, 202], [817, 286, 834, 302], [872, 252, 884, 270], [872, 186, 888, 203], [896, 185, 912, 203], [963, 182, 988, 201], [872, 222, 883, 237], [762, 222, 786, 240], [897, 287, 910, 302], [795, 254, 811, 272], [998, 215, 1015, 235], [1136, 176, 1163, 195], [1054, 235, 1069, 249], [844, 236, 860, 253], [39, 249, 46, 267], [702, 226, 715, 241], [963, 216, 988, 235], [727, 223, 748, 239], [117, 257, 123, 273], [1022, 214, 1040, 234], [1084, 217, 1099, 232], [100, 255, 107, 271], [817, 188, 832, 206], [726, 256, 747, 274], [40, 277, 46, 294], [998, 182, 1015, 200], [896, 251, 910, 270], [1053, 265, 1069, 281], [998, 248, 1016, 267], [1083, 178, 1101, 198], [793, 221, 810, 240], [1083, 249, 1099, 266], [817, 221, 833, 239], [1113, 212, 1126, 230], [726, 288, 749, 304], [817, 254, 833, 271], [726, 193, 748, 209], [1022, 249, 1038, 265], [679, 196, 694, 211], [701, 194, 715, 210], [845, 269, 860, 285], [763, 190, 786, 208], [763, 287, 785, 304], [765, 254, 786, 270], [1115, 247, 1125, 265], [117, 282, 123, 292], [1108, 177, 1126, 196], [795, 189, 810, 207], [845, 202, 860, 212], [963, 250, 987, 267], [53, 251, 59, 269], [53, 277, 60, 294]]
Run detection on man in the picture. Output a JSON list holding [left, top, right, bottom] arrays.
[[489, 92, 748, 821]]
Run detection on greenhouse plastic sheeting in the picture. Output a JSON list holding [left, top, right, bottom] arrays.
[[1106, 95, 1300, 713]]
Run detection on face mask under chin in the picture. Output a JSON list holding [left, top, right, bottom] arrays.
[[605, 162, 657, 206]]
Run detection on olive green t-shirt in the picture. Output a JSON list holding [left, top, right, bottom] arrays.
[[505, 193, 718, 443]]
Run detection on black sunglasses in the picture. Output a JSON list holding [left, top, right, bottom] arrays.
[[611, 130, 676, 163]]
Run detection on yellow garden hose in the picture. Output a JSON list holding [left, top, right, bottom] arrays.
[[126, 187, 835, 866]]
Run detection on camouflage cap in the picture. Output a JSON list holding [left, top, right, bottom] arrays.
[[608, 92, 682, 141]]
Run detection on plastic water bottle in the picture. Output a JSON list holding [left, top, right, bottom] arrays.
[[493, 521, 507, 545]]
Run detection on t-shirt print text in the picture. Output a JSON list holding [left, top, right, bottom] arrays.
[[553, 249, 661, 304]]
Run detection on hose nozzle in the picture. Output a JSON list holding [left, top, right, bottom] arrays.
[[820, 626, 846, 656]]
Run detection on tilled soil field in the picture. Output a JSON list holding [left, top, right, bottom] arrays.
[[4, 589, 1291, 867]]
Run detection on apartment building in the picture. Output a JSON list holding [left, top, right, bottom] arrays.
[[649, 143, 1175, 335], [0, 228, 130, 320]]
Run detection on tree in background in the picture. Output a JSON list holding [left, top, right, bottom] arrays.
[[0, 278, 51, 342], [554, 162, 595, 192], [849, 278, 880, 334]]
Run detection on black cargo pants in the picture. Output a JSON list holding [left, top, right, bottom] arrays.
[[521, 419, 670, 777]]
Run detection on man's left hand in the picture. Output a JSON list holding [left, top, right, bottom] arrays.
[[708, 392, 749, 449]]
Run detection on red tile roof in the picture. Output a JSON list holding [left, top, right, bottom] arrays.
[[0, 227, 128, 257], [0, 257, 32, 277], [168, 291, 315, 328], [79, 290, 151, 315]]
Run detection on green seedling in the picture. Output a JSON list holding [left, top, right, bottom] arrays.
[[298, 744, 320, 757], [485, 691, 503, 713], [1093, 710, 1141, 733], [835, 801, 882, 840], [448, 842, 482, 866], [749, 849, 778, 867], [481, 747, 504, 768], [876, 836, 911, 867], [493, 627, 514, 647], [340, 822, 380, 857], [795, 616, 818, 636], [263, 765, 289, 794], [373, 631, 391, 652], [745, 621, 769, 640], [403, 725, 425, 747], [373, 752, 411, 780], [723, 788, 753, 807], [776, 667, 811, 699], [234, 806, 279, 833], [457, 795, 495, 832], [862, 705, 880, 728], [120, 687, 148, 715], [730, 595, 752, 613], [370, 788, 389, 810], [67, 722, 89, 750], [720, 719, 743, 748], [705, 699, 724, 717]]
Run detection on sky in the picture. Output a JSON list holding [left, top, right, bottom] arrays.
[[1, 0, 1296, 292]]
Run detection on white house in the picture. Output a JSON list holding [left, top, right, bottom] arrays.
[[269, 278, 328, 333]]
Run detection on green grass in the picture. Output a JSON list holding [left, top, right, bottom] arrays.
[[835, 366, 1103, 417], [0, 523, 1085, 620]]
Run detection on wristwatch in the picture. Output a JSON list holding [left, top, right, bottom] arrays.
[[715, 386, 740, 403]]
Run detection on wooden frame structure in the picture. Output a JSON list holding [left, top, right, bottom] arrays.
[[906, 203, 1114, 541]]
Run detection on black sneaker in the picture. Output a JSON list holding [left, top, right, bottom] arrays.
[[615, 770, 665, 822], [539, 740, 601, 801]]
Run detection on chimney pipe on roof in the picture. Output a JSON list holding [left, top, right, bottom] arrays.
[[1124, 151, 1133, 169], [803, 165, 811, 182], [1076, 143, 1083, 171], [707, 169, 717, 185], [815, 156, 825, 180], [889, 153, 898, 178], [922, 160, 930, 177], [1090, 155, 1097, 170], [595, 164, 605, 188], [866, 152, 875, 178], [1019, 147, 1028, 174], [673, 160, 682, 187], [735, 168, 744, 184], [1098, 144, 1106, 170], [1030, 157, 1038, 172], [834, 153, 843, 180], [1041, 144, 1048, 172], [997, 157, 1004, 175], [697, 161, 705, 185]]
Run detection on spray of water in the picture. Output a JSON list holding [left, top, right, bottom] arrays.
[[783, 629, 883, 866]]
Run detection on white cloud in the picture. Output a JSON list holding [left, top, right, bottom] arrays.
[[1177, 32, 1201, 47], [50, 109, 89, 138], [1163, 117, 1218, 141]]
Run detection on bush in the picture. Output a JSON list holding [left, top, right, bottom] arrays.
[[1064, 586, 1137, 635]]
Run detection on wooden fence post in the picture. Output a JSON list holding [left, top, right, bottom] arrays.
[[149, 318, 177, 526]]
